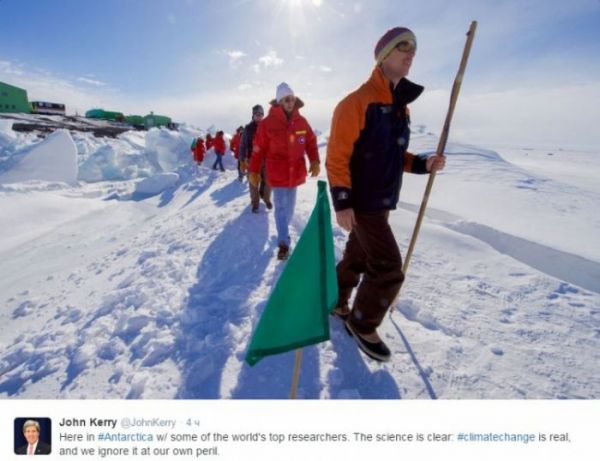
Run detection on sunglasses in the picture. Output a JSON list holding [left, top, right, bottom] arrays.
[[396, 40, 416, 53], [254, 112, 264, 117]]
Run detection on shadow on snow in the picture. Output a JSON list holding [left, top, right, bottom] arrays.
[[176, 209, 273, 398], [327, 320, 402, 399]]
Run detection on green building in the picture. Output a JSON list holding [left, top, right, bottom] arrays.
[[125, 114, 145, 129], [144, 111, 172, 128], [0, 81, 31, 113], [85, 108, 125, 121]]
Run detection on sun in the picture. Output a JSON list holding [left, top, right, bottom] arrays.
[[270, 0, 325, 37], [274, 0, 324, 13], [279, 0, 323, 6]]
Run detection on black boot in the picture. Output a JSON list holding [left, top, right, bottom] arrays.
[[277, 243, 290, 260], [344, 321, 391, 362]]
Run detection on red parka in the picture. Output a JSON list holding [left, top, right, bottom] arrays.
[[213, 132, 226, 155], [230, 130, 242, 159], [206, 134, 214, 150], [193, 138, 206, 163], [249, 100, 319, 188]]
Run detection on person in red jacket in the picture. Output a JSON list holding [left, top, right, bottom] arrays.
[[230, 126, 243, 158], [249, 82, 320, 260], [230, 126, 244, 181], [193, 137, 206, 164], [205, 133, 214, 150], [212, 130, 226, 171]]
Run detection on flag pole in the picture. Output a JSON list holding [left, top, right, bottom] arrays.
[[289, 349, 303, 399], [391, 21, 478, 315], [287, 181, 336, 399], [288, 181, 321, 399]]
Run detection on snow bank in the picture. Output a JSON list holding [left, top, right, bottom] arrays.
[[77, 128, 198, 182], [0, 129, 78, 185], [0, 119, 16, 147], [0, 122, 222, 184], [76, 131, 155, 182], [78, 143, 155, 182], [134, 172, 180, 196], [145, 128, 193, 172]]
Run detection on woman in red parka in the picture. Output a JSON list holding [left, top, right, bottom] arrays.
[[230, 126, 243, 159], [205, 133, 214, 150], [230, 126, 245, 181], [193, 137, 206, 164], [249, 82, 320, 260]]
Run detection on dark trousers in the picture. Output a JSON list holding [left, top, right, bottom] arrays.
[[237, 160, 244, 180], [212, 155, 224, 171], [336, 210, 404, 334], [249, 166, 271, 207]]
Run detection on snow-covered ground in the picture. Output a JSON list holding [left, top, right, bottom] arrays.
[[0, 124, 598, 399]]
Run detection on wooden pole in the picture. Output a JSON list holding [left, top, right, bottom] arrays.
[[288, 181, 331, 398], [289, 349, 303, 399], [391, 21, 478, 314]]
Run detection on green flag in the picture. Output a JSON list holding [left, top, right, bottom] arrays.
[[245, 180, 339, 366]]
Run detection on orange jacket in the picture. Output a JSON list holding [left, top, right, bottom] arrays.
[[250, 101, 319, 188], [326, 66, 427, 211]]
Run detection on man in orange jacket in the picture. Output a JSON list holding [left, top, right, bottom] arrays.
[[326, 27, 445, 362], [249, 83, 320, 260]]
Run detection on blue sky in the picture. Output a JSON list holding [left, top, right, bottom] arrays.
[[1, 0, 600, 148]]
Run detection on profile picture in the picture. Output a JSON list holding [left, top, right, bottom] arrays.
[[14, 418, 52, 455]]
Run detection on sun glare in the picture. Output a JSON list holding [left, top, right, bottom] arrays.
[[281, 0, 322, 6], [279, 0, 323, 7], [270, 0, 325, 38]]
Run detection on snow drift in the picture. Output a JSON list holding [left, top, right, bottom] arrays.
[[0, 129, 77, 185]]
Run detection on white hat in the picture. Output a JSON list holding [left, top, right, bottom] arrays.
[[276, 82, 295, 102]]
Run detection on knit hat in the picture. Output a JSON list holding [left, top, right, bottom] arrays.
[[252, 104, 264, 116], [374, 27, 416, 64], [276, 82, 294, 102]]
